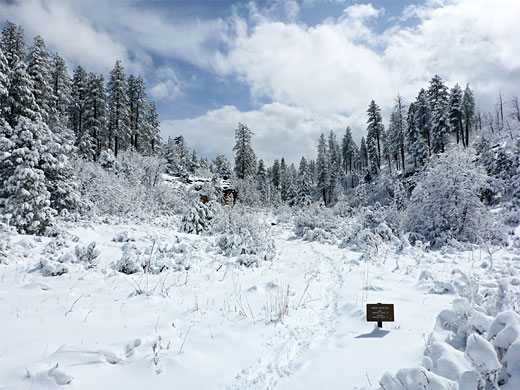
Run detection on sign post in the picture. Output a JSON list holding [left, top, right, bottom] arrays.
[[366, 303, 394, 328]]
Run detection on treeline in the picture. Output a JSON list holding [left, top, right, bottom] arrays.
[[228, 75, 520, 207], [0, 21, 160, 234]]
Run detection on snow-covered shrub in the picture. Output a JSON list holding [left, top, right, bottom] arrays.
[[294, 203, 342, 243], [73, 242, 100, 268], [381, 292, 520, 389], [73, 151, 187, 220], [404, 148, 494, 247], [112, 231, 135, 243], [211, 206, 275, 267], [114, 242, 190, 275], [38, 258, 69, 276], [114, 244, 143, 274], [180, 202, 213, 234]]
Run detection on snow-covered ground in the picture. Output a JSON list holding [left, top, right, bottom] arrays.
[[0, 219, 519, 389]]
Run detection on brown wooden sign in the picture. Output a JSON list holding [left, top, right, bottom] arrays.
[[367, 303, 394, 328]]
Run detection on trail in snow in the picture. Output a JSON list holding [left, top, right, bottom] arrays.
[[226, 226, 453, 389]]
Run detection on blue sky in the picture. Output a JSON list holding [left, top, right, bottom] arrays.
[[1, 0, 519, 164]]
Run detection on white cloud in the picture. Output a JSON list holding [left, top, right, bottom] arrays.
[[0, 0, 129, 72], [162, 103, 355, 165], [211, 0, 520, 152], [149, 66, 183, 102]]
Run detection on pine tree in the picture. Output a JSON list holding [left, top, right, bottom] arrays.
[[26, 36, 55, 125], [1, 21, 25, 70], [341, 127, 355, 173], [316, 133, 330, 204], [406, 102, 428, 167], [233, 122, 256, 179], [212, 154, 232, 179], [366, 128, 379, 175], [286, 163, 298, 206], [0, 45, 8, 118], [3, 117, 55, 234], [427, 75, 450, 154], [390, 94, 406, 170], [414, 88, 432, 157], [462, 84, 475, 147], [84, 73, 107, 159], [256, 159, 268, 203], [189, 150, 200, 173], [162, 135, 190, 177], [280, 157, 289, 201], [127, 74, 147, 151], [143, 101, 160, 154], [366, 100, 384, 171], [6, 60, 40, 127], [449, 83, 464, 146], [328, 130, 341, 203], [50, 53, 71, 123], [69, 65, 88, 150], [107, 60, 130, 156], [359, 136, 368, 171], [295, 156, 312, 206], [271, 159, 280, 190]]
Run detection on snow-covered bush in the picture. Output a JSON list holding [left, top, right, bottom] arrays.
[[380, 295, 520, 389], [404, 148, 494, 247], [113, 242, 190, 275], [38, 258, 69, 276], [180, 202, 213, 234], [73, 242, 100, 269], [211, 206, 275, 267], [73, 151, 188, 220], [112, 231, 135, 243], [294, 203, 342, 243]]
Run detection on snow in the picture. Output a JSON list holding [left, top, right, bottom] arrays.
[[0, 217, 519, 389]]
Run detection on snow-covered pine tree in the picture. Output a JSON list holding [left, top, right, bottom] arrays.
[[162, 135, 190, 178], [414, 88, 432, 157], [84, 73, 107, 160], [383, 119, 394, 172], [0, 47, 13, 201], [271, 159, 280, 191], [280, 157, 289, 201], [3, 117, 55, 234], [359, 136, 368, 171], [69, 65, 88, 153], [366, 128, 379, 176], [316, 133, 330, 204], [328, 130, 341, 203], [341, 127, 355, 173], [1, 21, 25, 71], [390, 94, 406, 170], [6, 59, 40, 127], [406, 102, 428, 167], [256, 159, 268, 203], [0, 45, 8, 118], [143, 101, 160, 154], [233, 122, 256, 179], [189, 150, 200, 173], [286, 163, 298, 206], [295, 156, 312, 206], [449, 83, 464, 146], [366, 100, 384, 172], [427, 75, 450, 154], [107, 60, 130, 156], [50, 53, 71, 123], [462, 84, 475, 147], [26, 36, 55, 125], [212, 154, 232, 179], [127, 74, 147, 151]]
